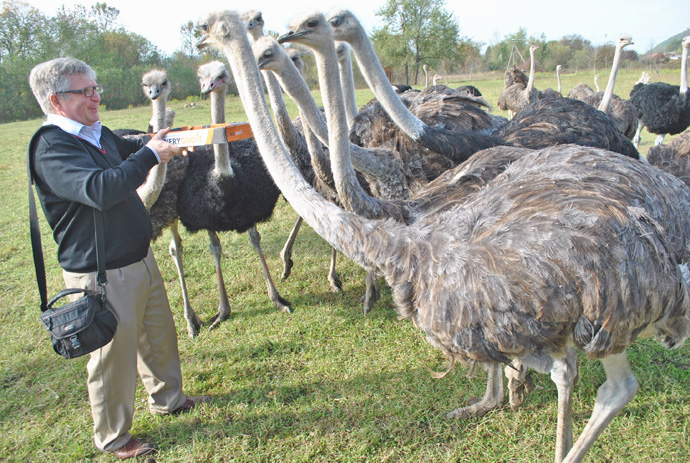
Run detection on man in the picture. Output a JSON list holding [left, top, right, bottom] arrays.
[[28, 57, 209, 459]]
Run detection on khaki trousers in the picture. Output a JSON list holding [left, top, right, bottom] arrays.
[[63, 248, 186, 452]]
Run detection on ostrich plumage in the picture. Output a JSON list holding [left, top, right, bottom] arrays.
[[629, 36, 690, 147], [500, 97, 640, 159], [647, 129, 690, 186], [176, 60, 290, 330], [197, 11, 690, 463]]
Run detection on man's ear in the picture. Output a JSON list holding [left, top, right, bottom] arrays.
[[49, 93, 63, 113]]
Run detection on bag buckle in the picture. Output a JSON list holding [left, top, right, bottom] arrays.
[[69, 335, 81, 350]]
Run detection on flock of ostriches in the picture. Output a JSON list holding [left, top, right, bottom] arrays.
[[118, 8, 690, 463]]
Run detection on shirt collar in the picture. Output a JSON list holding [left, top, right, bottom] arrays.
[[45, 114, 102, 149]]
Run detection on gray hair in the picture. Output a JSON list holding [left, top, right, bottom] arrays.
[[29, 57, 97, 115]]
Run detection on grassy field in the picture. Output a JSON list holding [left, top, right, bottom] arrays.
[[1, 69, 689, 462]]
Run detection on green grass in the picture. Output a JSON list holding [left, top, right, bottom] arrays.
[[1, 69, 689, 462]]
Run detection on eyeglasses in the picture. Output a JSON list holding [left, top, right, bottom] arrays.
[[58, 85, 104, 97]]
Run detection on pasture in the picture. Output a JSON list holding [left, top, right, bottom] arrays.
[[1, 69, 688, 462]]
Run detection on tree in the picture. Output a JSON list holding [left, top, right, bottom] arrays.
[[0, 0, 46, 62], [373, 0, 460, 85]]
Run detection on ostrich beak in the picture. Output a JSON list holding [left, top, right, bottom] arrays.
[[277, 29, 310, 44], [196, 35, 210, 49]]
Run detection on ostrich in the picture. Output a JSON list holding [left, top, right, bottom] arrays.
[[423, 63, 429, 88], [629, 36, 690, 148], [242, 10, 345, 294], [336, 40, 359, 129], [176, 60, 291, 332], [324, 9, 505, 166], [497, 44, 540, 118], [594, 74, 601, 92], [198, 11, 690, 463], [567, 35, 637, 140], [647, 129, 690, 185]]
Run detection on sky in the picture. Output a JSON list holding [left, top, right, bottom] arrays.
[[24, 0, 690, 56]]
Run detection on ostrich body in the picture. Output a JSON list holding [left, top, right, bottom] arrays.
[[325, 9, 505, 166], [629, 36, 690, 147], [198, 11, 690, 463], [177, 61, 291, 331], [647, 128, 690, 185], [497, 45, 540, 118]]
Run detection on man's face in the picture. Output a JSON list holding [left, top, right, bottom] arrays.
[[51, 73, 101, 126]]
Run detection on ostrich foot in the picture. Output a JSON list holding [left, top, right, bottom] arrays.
[[446, 393, 504, 419], [508, 371, 535, 410], [329, 272, 343, 293], [185, 313, 203, 339], [274, 296, 292, 314], [361, 271, 381, 314], [280, 257, 294, 281]]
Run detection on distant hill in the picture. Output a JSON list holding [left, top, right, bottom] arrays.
[[646, 29, 690, 55]]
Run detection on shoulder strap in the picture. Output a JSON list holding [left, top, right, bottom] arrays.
[[28, 127, 107, 312]]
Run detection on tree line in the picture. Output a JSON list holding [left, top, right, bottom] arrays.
[[0, 0, 678, 123]]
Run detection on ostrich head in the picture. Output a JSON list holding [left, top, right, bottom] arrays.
[[241, 9, 264, 41], [197, 61, 230, 95], [335, 41, 352, 64], [141, 69, 170, 100], [616, 34, 633, 49], [254, 36, 287, 73], [286, 47, 306, 76], [278, 10, 333, 49], [325, 8, 362, 45]]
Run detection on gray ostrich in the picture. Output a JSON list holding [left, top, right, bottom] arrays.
[[198, 11, 690, 463], [175, 61, 291, 333], [241, 10, 344, 294], [629, 36, 690, 148], [497, 44, 540, 118], [567, 35, 637, 140], [324, 9, 638, 160], [647, 128, 690, 185]]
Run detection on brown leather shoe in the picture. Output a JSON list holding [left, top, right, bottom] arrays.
[[111, 437, 155, 459], [172, 395, 212, 415]]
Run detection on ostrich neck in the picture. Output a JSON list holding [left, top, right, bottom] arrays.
[[557, 68, 562, 93], [151, 96, 168, 132], [338, 51, 359, 129], [210, 89, 233, 176], [270, 57, 407, 200], [526, 49, 536, 93], [347, 32, 426, 139], [137, 94, 168, 209], [681, 43, 689, 95], [598, 44, 623, 112], [263, 69, 300, 154], [219, 36, 395, 274], [311, 38, 393, 219]]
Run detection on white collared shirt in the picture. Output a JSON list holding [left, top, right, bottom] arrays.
[[45, 113, 160, 161], [46, 113, 103, 149]]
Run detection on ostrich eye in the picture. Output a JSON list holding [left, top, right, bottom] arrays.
[[264, 50, 273, 58], [329, 17, 340, 27], [199, 24, 208, 32], [307, 19, 318, 28]]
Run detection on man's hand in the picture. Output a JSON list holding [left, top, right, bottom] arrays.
[[146, 127, 187, 163]]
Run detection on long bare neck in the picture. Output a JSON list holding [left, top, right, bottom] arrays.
[[220, 35, 394, 274], [598, 43, 624, 112], [263, 69, 301, 154], [557, 67, 562, 93], [137, 94, 168, 209], [681, 43, 689, 95], [526, 48, 536, 93], [210, 87, 233, 176], [347, 28, 426, 139], [338, 49, 359, 129]]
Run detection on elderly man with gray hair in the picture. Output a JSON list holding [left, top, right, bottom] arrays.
[[28, 57, 210, 459]]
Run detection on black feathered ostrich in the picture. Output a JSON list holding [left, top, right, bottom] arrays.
[[198, 10, 690, 463], [629, 36, 690, 148], [176, 60, 291, 333]]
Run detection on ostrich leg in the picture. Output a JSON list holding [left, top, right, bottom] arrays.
[[280, 216, 303, 280], [654, 134, 666, 145], [446, 362, 504, 419], [551, 349, 578, 462], [247, 225, 292, 313], [327, 247, 342, 293], [167, 219, 202, 338], [561, 352, 638, 463], [633, 120, 645, 149], [207, 230, 232, 330], [362, 270, 381, 314]]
